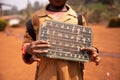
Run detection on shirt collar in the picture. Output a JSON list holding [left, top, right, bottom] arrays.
[[32, 4, 77, 19]]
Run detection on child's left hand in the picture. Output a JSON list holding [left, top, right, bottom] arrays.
[[81, 47, 101, 65]]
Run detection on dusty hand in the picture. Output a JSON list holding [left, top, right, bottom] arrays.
[[81, 47, 101, 65], [26, 40, 51, 55]]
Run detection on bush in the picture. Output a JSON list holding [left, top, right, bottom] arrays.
[[0, 18, 7, 31], [87, 3, 109, 23], [108, 17, 120, 27]]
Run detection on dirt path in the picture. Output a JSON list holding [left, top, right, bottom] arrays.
[[0, 27, 36, 80], [0, 24, 120, 80]]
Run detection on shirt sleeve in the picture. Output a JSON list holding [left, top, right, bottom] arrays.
[[82, 16, 87, 26], [21, 27, 34, 64]]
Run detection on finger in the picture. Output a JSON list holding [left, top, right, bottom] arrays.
[[33, 40, 49, 45], [96, 57, 101, 63], [81, 47, 96, 52], [95, 57, 101, 65], [34, 44, 51, 49], [33, 49, 48, 54], [37, 44, 51, 48], [30, 44, 51, 51], [32, 55, 41, 62], [91, 53, 99, 61], [92, 52, 99, 57]]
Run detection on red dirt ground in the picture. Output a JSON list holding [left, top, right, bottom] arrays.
[[0, 24, 120, 80]]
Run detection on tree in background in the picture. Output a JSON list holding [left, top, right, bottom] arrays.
[[11, 6, 18, 15], [67, 0, 120, 24], [99, 0, 114, 5], [26, 0, 33, 20], [84, 0, 98, 4], [33, 1, 41, 12]]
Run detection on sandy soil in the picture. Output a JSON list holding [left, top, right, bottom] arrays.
[[0, 24, 120, 80]]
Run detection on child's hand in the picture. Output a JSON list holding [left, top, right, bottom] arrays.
[[81, 47, 101, 65], [26, 40, 51, 55]]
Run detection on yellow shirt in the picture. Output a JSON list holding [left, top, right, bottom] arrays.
[[23, 4, 87, 80]]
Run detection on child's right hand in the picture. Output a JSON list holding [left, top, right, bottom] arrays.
[[26, 40, 51, 55]]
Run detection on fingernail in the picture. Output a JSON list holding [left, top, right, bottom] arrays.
[[44, 50, 48, 53], [80, 48, 83, 50], [80, 47, 85, 50], [48, 45, 51, 47]]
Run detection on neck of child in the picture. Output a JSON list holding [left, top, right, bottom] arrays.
[[47, 4, 68, 12]]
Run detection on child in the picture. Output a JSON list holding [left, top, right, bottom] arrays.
[[22, 0, 101, 80]]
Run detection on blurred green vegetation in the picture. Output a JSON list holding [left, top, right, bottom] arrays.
[[108, 17, 120, 27], [0, 18, 7, 31], [68, 0, 120, 25]]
